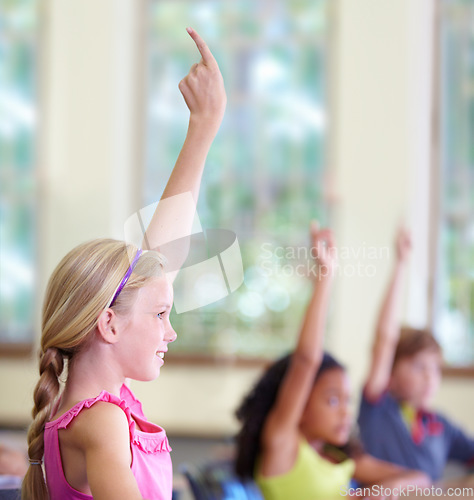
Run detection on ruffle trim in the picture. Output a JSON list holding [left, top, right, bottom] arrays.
[[120, 384, 146, 420], [54, 390, 129, 430], [49, 390, 171, 454], [131, 431, 172, 454]]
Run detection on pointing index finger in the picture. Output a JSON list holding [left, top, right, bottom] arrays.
[[186, 27, 216, 66]]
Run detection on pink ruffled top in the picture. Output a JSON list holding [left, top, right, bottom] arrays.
[[44, 384, 172, 500]]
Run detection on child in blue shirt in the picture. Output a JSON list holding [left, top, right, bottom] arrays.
[[358, 227, 474, 481]]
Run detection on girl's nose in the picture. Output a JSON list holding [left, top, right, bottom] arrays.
[[166, 326, 177, 343], [341, 402, 352, 418]]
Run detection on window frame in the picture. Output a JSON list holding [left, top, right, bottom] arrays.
[[430, 0, 474, 376]]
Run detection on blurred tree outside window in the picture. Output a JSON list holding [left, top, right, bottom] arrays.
[[434, 0, 474, 365], [145, 0, 331, 359], [0, 0, 38, 346]]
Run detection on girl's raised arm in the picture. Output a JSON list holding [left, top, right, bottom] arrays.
[[142, 28, 226, 280], [364, 227, 412, 401], [261, 223, 336, 454]]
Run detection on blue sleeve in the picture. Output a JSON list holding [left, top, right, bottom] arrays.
[[357, 390, 374, 433], [357, 390, 390, 446], [444, 417, 474, 464], [358, 389, 390, 421]]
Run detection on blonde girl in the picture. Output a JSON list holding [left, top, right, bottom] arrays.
[[22, 28, 226, 500]]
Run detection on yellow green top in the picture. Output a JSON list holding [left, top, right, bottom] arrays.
[[400, 401, 417, 431], [255, 439, 355, 500]]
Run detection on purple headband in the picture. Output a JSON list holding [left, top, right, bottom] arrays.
[[108, 249, 143, 308]]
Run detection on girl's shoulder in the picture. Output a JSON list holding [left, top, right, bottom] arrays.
[[47, 389, 133, 433], [47, 390, 133, 457], [69, 400, 131, 451], [257, 428, 301, 479]]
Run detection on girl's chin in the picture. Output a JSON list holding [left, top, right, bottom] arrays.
[[407, 393, 433, 409], [134, 370, 162, 383], [329, 432, 350, 447]]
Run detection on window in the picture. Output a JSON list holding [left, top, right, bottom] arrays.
[[145, 0, 330, 359], [434, 0, 474, 365], [0, 1, 38, 348]]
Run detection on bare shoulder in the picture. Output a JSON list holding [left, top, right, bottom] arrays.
[[261, 410, 298, 450], [258, 423, 300, 477], [67, 401, 130, 451]]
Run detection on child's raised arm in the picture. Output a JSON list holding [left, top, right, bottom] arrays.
[[364, 227, 412, 401], [142, 28, 226, 279], [260, 222, 336, 471]]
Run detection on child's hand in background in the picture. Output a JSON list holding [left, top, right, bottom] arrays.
[[395, 226, 412, 263], [310, 220, 337, 279], [179, 28, 227, 136]]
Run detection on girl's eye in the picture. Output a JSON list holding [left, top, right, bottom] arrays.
[[156, 312, 165, 319], [328, 396, 339, 406]]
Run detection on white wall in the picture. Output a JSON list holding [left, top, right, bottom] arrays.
[[329, 0, 433, 390], [2, 0, 473, 437]]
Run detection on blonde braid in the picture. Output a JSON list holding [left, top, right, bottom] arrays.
[[22, 347, 64, 500]]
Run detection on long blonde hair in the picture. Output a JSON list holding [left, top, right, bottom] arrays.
[[22, 239, 165, 500]]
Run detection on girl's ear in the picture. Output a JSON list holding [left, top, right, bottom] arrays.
[[97, 308, 120, 344]]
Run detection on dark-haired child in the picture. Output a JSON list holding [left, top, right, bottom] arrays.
[[236, 224, 429, 500], [358, 227, 474, 481]]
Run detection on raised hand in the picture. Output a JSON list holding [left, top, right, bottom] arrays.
[[259, 222, 335, 478], [395, 227, 412, 263], [363, 225, 412, 401], [310, 220, 337, 279], [142, 28, 226, 278], [179, 28, 227, 136]]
